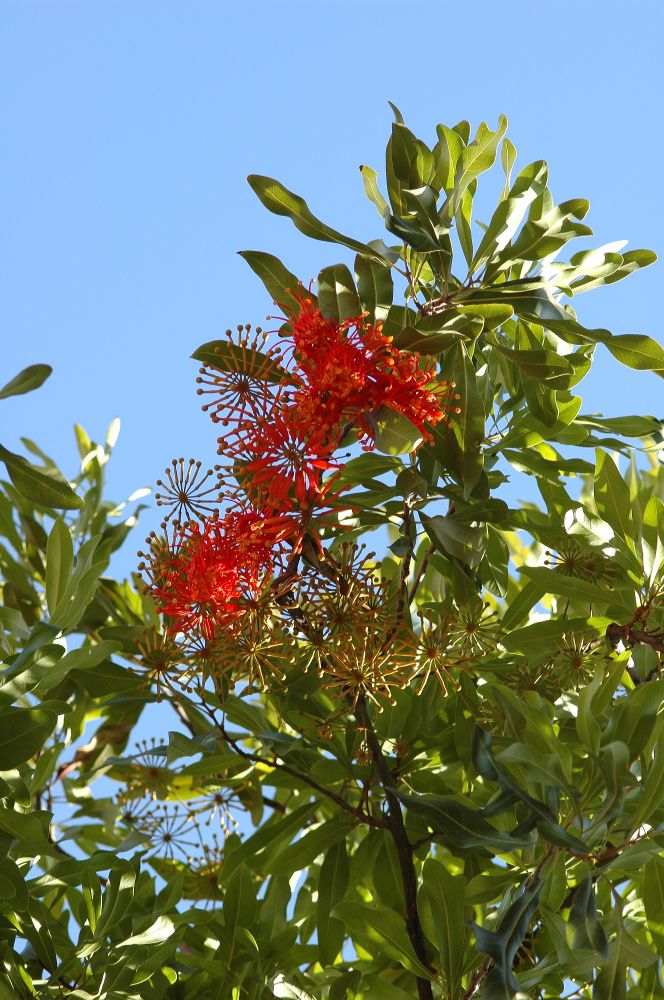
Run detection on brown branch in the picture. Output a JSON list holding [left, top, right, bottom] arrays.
[[355, 695, 434, 1000], [462, 956, 492, 1000], [214, 713, 386, 829]]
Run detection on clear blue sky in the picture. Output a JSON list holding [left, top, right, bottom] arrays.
[[1, 0, 662, 581]]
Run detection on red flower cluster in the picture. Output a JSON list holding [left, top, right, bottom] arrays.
[[140, 507, 293, 637], [140, 286, 460, 653], [287, 291, 456, 448]]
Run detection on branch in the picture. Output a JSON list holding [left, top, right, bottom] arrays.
[[355, 696, 434, 1000], [408, 542, 435, 604], [214, 712, 386, 829], [462, 956, 492, 1000]]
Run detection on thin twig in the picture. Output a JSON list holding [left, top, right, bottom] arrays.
[[408, 542, 435, 604], [211, 709, 386, 829]]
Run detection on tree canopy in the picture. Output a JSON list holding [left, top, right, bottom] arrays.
[[0, 108, 663, 999]]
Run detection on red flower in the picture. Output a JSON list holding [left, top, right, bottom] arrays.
[[227, 405, 340, 512], [148, 510, 281, 637], [283, 291, 459, 446]]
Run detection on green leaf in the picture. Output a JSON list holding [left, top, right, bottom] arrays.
[[359, 164, 390, 218], [429, 342, 484, 498], [318, 263, 361, 321], [238, 250, 305, 308], [594, 450, 631, 542], [397, 790, 533, 855], [385, 123, 434, 216], [317, 841, 349, 966], [355, 254, 393, 322], [644, 857, 664, 957], [247, 175, 390, 263], [421, 511, 485, 568], [576, 671, 603, 755], [0, 444, 82, 509], [487, 337, 574, 383], [121, 915, 175, 948], [0, 706, 58, 769], [373, 407, 423, 455], [191, 339, 287, 384], [224, 862, 257, 933], [268, 818, 351, 877], [568, 878, 608, 957], [45, 517, 74, 616], [593, 939, 626, 1000], [500, 137, 517, 196], [519, 566, 629, 611], [606, 679, 664, 756], [0, 805, 58, 855], [472, 160, 548, 271], [470, 880, 542, 998], [603, 333, 664, 376], [79, 862, 136, 956], [440, 115, 508, 226], [631, 729, 664, 831], [431, 123, 466, 193], [420, 859, 466, 993], [331, 900, 433, 979], [472, 728, 587, 853], [0, 364, 52, 400], [502, 616, 600, 655]]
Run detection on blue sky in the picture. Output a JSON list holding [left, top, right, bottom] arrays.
[[1, 0, 662, 582]]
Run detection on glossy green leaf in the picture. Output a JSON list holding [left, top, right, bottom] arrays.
[[373, 407, 423, 455], [318, 263, 361, 321], [440, 115, 508, 226], [472, 160, 548, 271], [593, 939, 626, 1000], [568, 878, 608, 957], [267, 818, 351, 877], [238, 250, 305, 308], [355, 254, 393, 321], [604, 333, 664, 376], [247, 175, 391, 262], [0, 706, 58, 769], [359, 164, 389, 218], [385, 122, 434, 216], [224, 862, 257, 933]]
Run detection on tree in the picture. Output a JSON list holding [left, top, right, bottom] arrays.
[[0, 107, 663, 1000]]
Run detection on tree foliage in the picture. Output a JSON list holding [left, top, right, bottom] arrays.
[[1, 108, 663, 999]]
